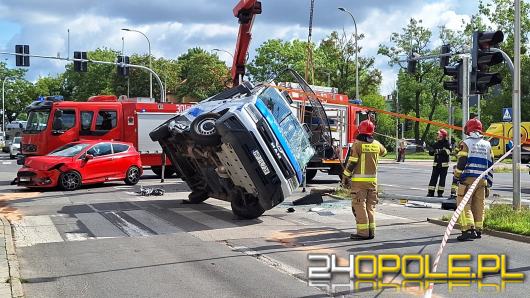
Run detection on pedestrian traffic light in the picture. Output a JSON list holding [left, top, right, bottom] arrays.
[[439, 44, 451, 68], [470, 31, 504, 95], [15, 45, 30, 67], [443, 59, 463, 97], [117, 55, 129, 77], [73, 51, 88, 72], [407, 53, 419, 74]]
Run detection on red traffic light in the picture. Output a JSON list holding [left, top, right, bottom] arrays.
[[477, 31, 504, 49]]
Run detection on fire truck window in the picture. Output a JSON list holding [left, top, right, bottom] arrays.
[[53, 109, 75, 131], [95, 111, 117, 131], [80, 111, 94, 133], [87, 143, 113, 157], [112, 144, 129, 153]]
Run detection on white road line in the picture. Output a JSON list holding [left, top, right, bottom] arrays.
[[13, 216, 64, 247], [125, 210, 183, 234], [75, 213, 127, 238], [230, 245, 304, 276], [380, 183, 426, 191], [171, 207, 238, 229], [64, 233, 94, 241]]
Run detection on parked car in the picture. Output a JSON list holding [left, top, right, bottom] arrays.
[[405, 139, 426, 153], [16, 140, 142, 190], [9, 136, 21, 159]]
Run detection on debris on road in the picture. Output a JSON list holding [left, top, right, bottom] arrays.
[[136, 186, 165, 196], [286, 207, 295, 213]]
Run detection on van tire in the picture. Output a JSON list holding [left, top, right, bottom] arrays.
[[149, 123, 170, 142], [231, 194, 265, 219], [190, 113, 221, 146]]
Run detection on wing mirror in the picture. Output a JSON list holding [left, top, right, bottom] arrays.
[[84, 154, 94, 161]]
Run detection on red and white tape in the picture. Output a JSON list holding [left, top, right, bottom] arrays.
[[424, 148, 514, 298]]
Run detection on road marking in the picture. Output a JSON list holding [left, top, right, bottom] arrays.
[[75, 212, 127, 238], [171, 207, 238, 229], [124, 210, 183, 234], [380, 183, 426, 191], [230, 244, 304, 276], [1, 161, 12, 165], [13, 215, 64, 247], [101, 211, 155, 237]]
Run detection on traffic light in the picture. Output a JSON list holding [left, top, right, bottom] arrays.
[[117, 55, 130, 77], [407, 53, 419, 74], [439, 44, 451, 68], [470, 31, 504, 94], [73, 51, 88, 72], [15, 45, 30, 67], [443, 59, 463, 97]]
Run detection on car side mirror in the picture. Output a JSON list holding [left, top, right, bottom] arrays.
[[84, 154, 94, 161]]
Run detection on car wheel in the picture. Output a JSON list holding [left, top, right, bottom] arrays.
[[190, 113, 221, 146], [59, 171, 82, 191], [188, 190, 209, 203], [231, 193, 265, 219], [125, 166, 141, 185], [305, 169, 317, 182], [151, 166, 175, 178]]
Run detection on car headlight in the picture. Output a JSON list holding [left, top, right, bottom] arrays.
[[244, 104, 262, 123]]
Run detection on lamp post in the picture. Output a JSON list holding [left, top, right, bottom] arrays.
[[212, 48, 234, 60], [121, 28, 152, 99], [2, 77, 14, 133], [338, 7, 360, 101]]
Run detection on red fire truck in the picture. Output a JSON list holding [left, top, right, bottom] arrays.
[[284, 83, 373, 181], [21, 95, 192, 177]]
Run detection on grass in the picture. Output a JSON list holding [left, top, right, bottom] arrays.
[[440, 204, 530, 236], [332, 187, 350, 200]]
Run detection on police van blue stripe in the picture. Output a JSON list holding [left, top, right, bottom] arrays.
[[254, 100, 303, 183]]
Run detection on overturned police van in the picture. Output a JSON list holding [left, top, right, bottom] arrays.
[[150, 70, 316, 219]]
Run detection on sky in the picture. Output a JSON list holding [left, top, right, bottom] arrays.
[[0, 0, 480, 95]]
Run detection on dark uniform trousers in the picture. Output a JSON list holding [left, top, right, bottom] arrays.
[[428, 165, 448, 196]]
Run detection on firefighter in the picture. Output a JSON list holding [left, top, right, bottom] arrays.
[[427, 129, 451, 197], [453, 118, 494, 241], [342, 120, 387, 240]]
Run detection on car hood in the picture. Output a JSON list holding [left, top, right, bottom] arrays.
[[24, 156, 73, 171]]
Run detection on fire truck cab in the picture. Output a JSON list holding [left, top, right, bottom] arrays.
[[21, 95, 191, 177]]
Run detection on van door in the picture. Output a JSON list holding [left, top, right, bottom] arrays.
[[79, 108, 121, 141]]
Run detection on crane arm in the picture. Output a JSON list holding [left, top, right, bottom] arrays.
[[231, 0, 262, 86]]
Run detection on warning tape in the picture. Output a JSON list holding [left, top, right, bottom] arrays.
[[267, 84, 530, 145], [423, 148, 514, 298]]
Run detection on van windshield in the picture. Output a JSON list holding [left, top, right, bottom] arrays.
[[25, 110, 50, 133]]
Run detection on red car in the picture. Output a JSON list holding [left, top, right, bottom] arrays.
[[17, 140, 142, 190]]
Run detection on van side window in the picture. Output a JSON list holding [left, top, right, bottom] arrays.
[[53, 109, 76, 131], [489, 138, 500, 147], [80, 111, 94, 135], [95, 111, 117, 131]]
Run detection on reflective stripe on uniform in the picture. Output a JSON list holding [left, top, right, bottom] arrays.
[[342, 169, 352, 177], [357, 223, 369, 230], [444, 149, 451, 155], [441, 162, 449, 167], [475, 221, 483, 229], [351, 177, 377, 182], [369, 223, 376, 229], [349, 156, 358, 163], [457, 151, 468, 157], [428, 186, 436, 190], [360, 153, 366, 175]]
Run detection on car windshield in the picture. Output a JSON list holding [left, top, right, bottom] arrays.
[[13, 137, 21, 144], [48, 143, 90, 157], [258, 87, 314, 168], [26, 110, 50, 132]]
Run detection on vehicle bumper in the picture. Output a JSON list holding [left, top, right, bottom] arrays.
[[16, 169, 60, 188]]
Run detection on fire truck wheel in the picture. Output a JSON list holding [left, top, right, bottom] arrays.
[[190, 113, 221, 146], [59, 171, 82, 191], [151, 166, 175, 178], [124, 166, 141, 185], [305, 169, 317, 182], [231, 194, 265, 219], [188, 190, 209, 203]]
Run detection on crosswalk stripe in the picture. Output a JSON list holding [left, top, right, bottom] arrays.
[[171, 208, 238, 229], [124, 210, 183, 234], [13, 215, 64, 247], [75, 213, 127, 238]]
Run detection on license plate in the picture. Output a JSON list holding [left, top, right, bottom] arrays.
[[252, 150, 270, 175], [18, 177, 30, 182]]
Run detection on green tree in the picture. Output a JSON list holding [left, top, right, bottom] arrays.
[[174, 48, 230, 102], [1, 62, 33, 122]]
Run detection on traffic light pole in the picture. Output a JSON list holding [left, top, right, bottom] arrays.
[[0, 51, 166, 102], [461, 56, 470, 139], [513, 0, 522, 209]]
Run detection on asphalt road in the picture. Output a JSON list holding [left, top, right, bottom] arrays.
[[1, 153, 529, 297]]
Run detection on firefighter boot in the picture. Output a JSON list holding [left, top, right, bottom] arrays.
[[368, 229, 375, 240], [437, 190, 444, 197], [457, 230, 475, 241], [471, 228, 482, 239], [350, 233, 371, 241], [427, 190, 435, 197]]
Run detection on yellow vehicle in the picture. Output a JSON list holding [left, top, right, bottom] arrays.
[[486, 122, 530, 163]]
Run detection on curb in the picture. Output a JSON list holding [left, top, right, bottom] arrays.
[[1, 216, 24, 298], [427, 218, 530, 244]]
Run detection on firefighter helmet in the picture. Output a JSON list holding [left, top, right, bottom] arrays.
[[464, 118, 483, 134], [358, 120, 375, 136], [438, 129, 448, 139]]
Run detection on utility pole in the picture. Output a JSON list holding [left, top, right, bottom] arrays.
[[448, 92, 452, 144], [513, 0, 521, 209], [461, 56, 470, 139]]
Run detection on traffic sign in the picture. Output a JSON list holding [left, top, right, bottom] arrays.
[[502, 108, 512, 122]]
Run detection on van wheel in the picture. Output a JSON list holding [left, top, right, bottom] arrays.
[[59, 171, 82, 191], [152, 166, 175, 178], [149, 123, 170, 142], [125, 166, 141, 185], [190, 113, 221, 146], [231, 194, 265, 219]]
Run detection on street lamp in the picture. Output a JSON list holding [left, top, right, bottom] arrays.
[[212, 48, 240, 82], [338, 7, 360, 101], [2, 77, 15, 133], [121, 28, 153, 99]]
